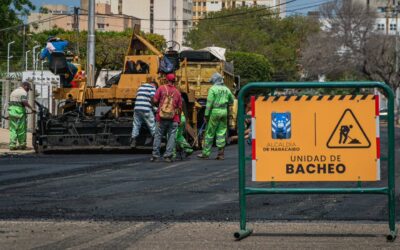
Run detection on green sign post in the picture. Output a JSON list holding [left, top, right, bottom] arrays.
[[235, 82, 397, 241]]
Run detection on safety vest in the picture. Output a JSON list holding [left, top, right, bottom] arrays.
[[205, 85, 234, 117]]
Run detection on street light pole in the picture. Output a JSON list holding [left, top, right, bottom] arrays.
[[25, 50, 31, 71], [36, 52, 40, 72], [32, 45, 40, 82], [7, 41, 15, 76]]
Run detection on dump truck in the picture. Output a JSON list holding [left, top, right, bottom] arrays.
[[33, 28, 238, 152]]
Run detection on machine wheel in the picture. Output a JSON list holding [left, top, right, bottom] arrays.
[[32, 132, 44, 154]]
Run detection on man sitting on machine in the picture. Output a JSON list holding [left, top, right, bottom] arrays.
[[40, 36, 78, 88]]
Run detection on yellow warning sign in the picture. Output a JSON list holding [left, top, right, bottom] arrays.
[[326, 109, 371, 148], [253, 95, 379, 182]]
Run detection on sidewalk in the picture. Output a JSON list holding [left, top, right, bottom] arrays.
[[0, 220, 398, 249], [0, 128, 35, 156]]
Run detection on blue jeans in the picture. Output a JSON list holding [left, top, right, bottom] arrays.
[[131, 110, 156, 138], [152, 120, 178, 158]]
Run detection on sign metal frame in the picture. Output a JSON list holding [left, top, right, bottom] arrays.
[[234, 82, 396, 241]]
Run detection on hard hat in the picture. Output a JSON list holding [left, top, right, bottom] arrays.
[[210, 72, 224, 85], [166, 73, 176, 82]]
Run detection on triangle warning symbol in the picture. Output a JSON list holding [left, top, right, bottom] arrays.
[[326, 109, 371, 148]]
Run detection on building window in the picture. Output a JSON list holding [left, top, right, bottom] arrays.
[[203, 1, 206, 6], [390, 23, 397, 31], [98, 23, 105, 29], [377, 23, 384, 31]]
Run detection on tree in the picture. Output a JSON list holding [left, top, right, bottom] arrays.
[[226, 51, 273, 84], [301, 0, 400, 92], [0, 0, 35, 72], [31, 29, 166, 82], [185, 7, 319, 81]]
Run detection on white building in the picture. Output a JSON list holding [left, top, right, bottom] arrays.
[[121, 0, 193, 46], [193, 0, 286, 24]]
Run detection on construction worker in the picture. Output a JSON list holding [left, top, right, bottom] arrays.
[[173, 113, 193, 159], [197, 72, 234, 160], [151, 73, 182, 163], [131, 77, 158, 148], [40, 36, 78, 88], [8, 82, 36, 150]]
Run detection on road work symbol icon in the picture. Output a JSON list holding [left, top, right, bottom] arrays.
[[327, 109, 371, 148], [271, 112, 291, 139]]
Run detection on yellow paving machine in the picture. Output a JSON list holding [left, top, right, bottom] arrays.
[[33, 28, 238, 152]]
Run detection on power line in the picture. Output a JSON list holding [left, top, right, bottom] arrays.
[[0, 14, 71, 33], [1, 0, 295, 33], [193, 1, 329, 29], [77, 0, 296, 22]]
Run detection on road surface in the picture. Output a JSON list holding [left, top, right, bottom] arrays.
[[0, 126, 398, 248]]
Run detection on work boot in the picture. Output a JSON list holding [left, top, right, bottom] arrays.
[[164, 156, 173, 163], [197, 153, 209, 159], [130, 138, 136, 148], [17, 145, 27, 150], [215, 148, 225, 160], [9, 146, 18, 151], [150, 156, 160, 162]]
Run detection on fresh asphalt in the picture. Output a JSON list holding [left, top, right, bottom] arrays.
[[0, 126, 399, 222]]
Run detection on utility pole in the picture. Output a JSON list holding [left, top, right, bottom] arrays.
[[150, 0, 154, 33], [73, 7, 80, 56], [386, 0, 392, 35], [395, 3, 399, 74], [87, 0, 96, 86], [395, 0, 400, 124]]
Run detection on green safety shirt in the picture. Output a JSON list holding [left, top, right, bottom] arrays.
[[205, 84, 234, 117]]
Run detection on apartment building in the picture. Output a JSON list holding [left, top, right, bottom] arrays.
[[121, 0, 193, 46], [352, 0, 400, 34], [80, 0, 122, 14], [192, 0, 286, 24], [28, 3, 139, 33]]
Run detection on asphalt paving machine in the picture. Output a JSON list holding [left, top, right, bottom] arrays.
[[33, 28, 238, 153]]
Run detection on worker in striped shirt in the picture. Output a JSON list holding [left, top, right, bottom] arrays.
[[130, 77, 158, 148]]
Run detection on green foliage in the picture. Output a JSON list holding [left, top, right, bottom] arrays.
[[28, 29, 166, 81], [226, 51, 272, 84], [0, 0, 35, 72], [142, 32, 167, 52], [39, 6, 49, 14], [0, 0, 35, 30], [185, 7, 319, 81]]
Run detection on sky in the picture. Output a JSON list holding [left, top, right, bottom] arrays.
[[30, 0, 329, 15]]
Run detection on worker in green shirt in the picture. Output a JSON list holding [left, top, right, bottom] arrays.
[[8, 82, 36, 150], [197, 72, 234, 160], [173, 113, 193, 159]]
